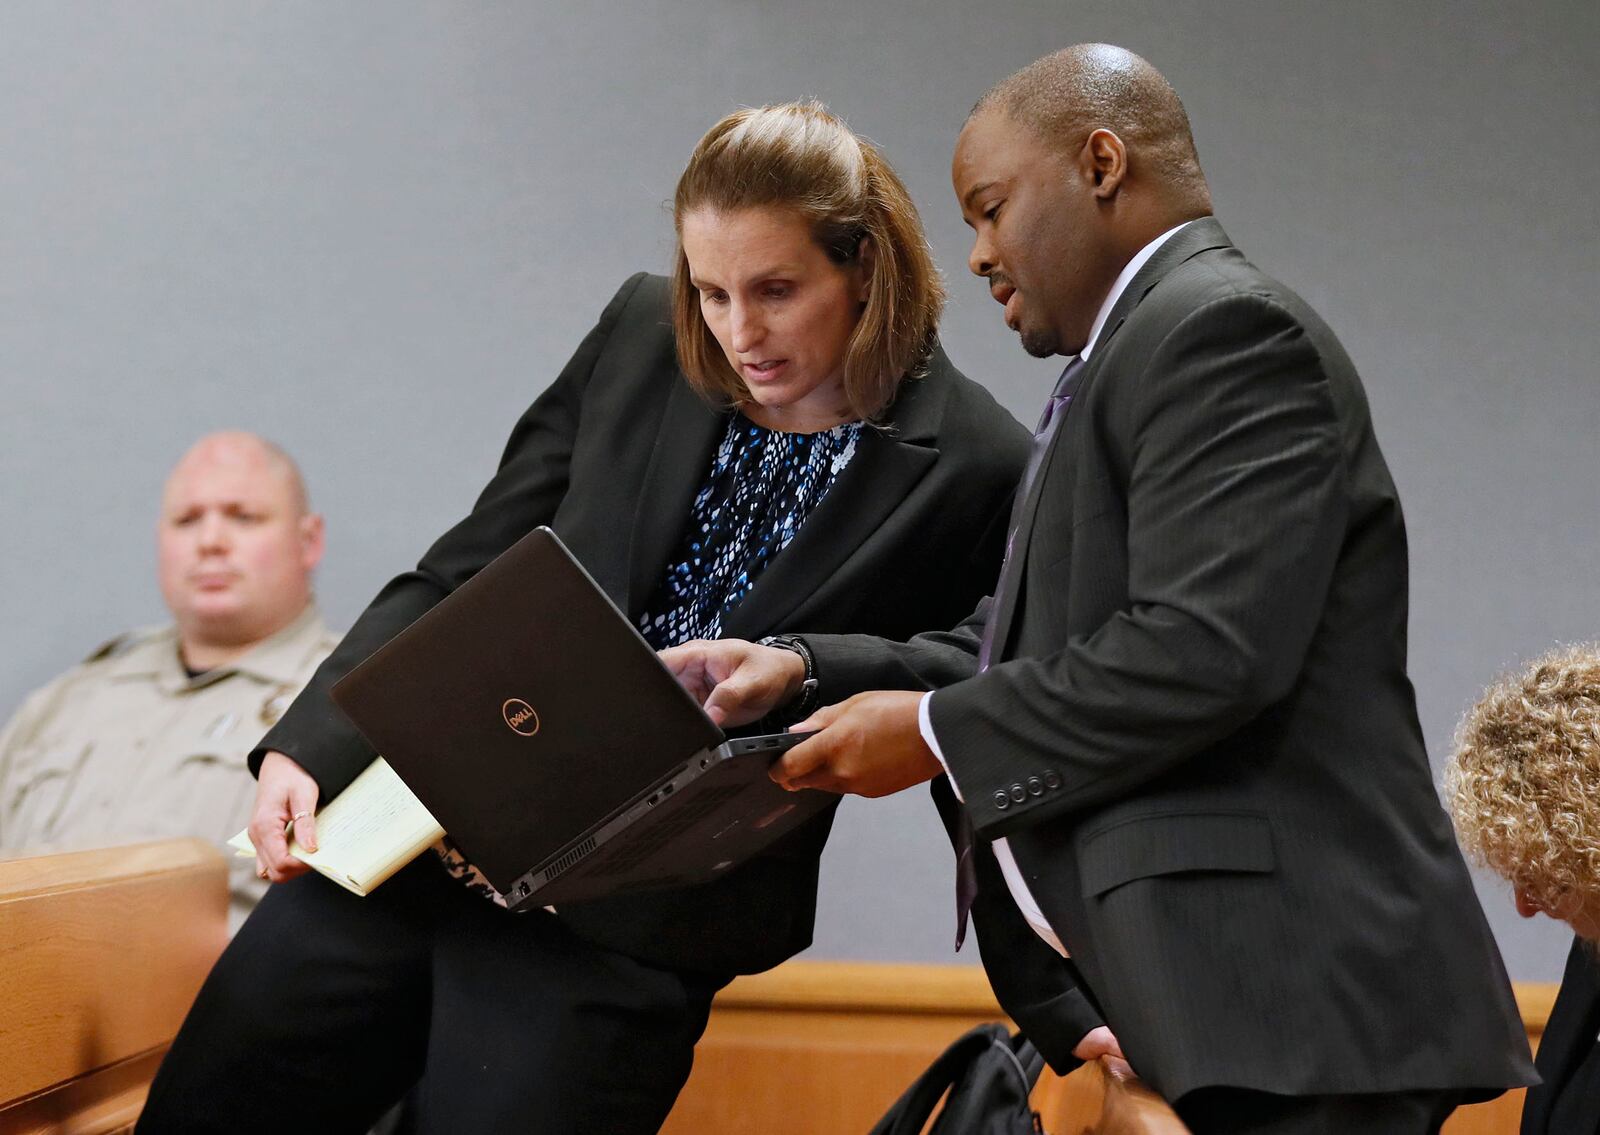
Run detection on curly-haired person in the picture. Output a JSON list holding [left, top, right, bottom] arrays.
[[1448, 644, 1600, 1135]]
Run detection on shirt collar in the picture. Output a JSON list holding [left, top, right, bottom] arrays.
[[1078, 219, 1195, 363], [107, 603, 330, 691]]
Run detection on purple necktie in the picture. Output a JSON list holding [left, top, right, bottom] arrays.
[[954, 355, 1085, 950]]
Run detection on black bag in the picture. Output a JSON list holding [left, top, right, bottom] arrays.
[[869, 1022, 1045, 1135]]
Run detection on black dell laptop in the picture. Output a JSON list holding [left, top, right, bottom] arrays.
[[330, 526, 829, 908]]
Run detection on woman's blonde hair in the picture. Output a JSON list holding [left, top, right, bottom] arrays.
[[1445, 644, 1600, 929], [672, 101, 944, 423]]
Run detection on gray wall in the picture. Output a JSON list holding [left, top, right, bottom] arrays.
[[1, 1, 1595, 981]]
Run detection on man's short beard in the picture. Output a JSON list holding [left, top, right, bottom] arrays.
[[1020, 324, 1059, 358]]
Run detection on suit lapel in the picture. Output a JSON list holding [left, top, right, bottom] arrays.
[[985, 217, 1235, 662], [721, 360, 948, 638], [1093, 216, 1233, 359], [982, 368, 1096, 658], [720, 425, 937, 638], [624, 378, 726, 620]]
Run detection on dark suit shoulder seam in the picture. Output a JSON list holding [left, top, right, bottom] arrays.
[[936, 374, 1032, 453], [592, 274, 675, 372], [1150, 289, 1348, 496], [1166, 291, 1325, 362], [613, 271, 665, 324], [1176, 261, 1287, 306]]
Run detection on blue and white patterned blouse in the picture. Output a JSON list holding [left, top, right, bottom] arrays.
[[639, 413, 863, 649]]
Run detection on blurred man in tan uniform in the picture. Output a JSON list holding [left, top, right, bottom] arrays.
[[0, 431, 337, 927]]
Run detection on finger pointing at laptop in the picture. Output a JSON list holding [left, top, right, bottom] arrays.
[[659, 642, 941, 797]]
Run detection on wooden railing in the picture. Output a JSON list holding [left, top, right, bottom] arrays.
[[0, 848, 1553, 1135], [0, 839, 228, 1135], [662, 960, 1555, 1135]]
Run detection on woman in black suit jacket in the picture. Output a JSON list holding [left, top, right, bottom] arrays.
[[138, 103, 1030, 1134], [1449, 644, 1600, 1135]]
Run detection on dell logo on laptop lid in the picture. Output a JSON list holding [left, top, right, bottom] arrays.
[[502, 698, 540, 736]]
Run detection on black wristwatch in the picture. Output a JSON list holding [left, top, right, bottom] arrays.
[[757, 634, 820, 720]]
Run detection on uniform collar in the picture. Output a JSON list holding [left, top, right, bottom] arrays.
[[104, 603, 330, 692]]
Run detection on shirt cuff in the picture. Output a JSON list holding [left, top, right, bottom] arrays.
[[918, 691, 963, 803]]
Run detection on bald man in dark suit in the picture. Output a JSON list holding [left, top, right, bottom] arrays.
[[666, 45, 1536, 1133]]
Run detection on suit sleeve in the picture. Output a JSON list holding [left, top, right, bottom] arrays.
[[803, 603, 987, 700], [971, 877, 1104, 1072], [933, 293, 1347, 839], [251, 272, 650, 798]]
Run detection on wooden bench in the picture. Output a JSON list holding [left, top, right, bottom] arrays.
[[0, 839, 228, 1135], [661, 960, 1555, 1135]]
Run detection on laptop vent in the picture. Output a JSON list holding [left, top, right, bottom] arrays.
[[587, 783, 747, 876], [543, 837, 598, 882]]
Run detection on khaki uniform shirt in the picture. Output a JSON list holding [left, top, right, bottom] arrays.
[[0, 605, 338, 929]]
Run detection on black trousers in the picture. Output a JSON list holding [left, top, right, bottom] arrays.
[[138, 857, 723, 1135], [1175, 1086, 1462, 1135]]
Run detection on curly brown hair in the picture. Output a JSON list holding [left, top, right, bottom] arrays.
[[1445, 644, 1600, 928]]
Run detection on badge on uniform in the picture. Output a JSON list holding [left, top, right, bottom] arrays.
[[203, 712, 239, 741]]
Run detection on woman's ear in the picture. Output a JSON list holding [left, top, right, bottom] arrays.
[[857, 235, 877, 303]]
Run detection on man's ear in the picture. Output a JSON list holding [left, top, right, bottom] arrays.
[[298, 512, 327, 572], [1082, 128, 1127, 200], [857, 234, 877, 303]]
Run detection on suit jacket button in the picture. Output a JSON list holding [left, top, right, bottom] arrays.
[[1026, 776, 1044, 796], [1043, 770, 1062, 790], [992, 790, 1011, 811], [1009, 783, 1027, 804]]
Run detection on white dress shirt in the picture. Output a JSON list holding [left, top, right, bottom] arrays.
[[920, 220, 1195, 957]]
